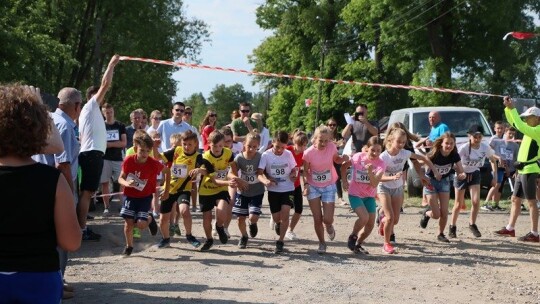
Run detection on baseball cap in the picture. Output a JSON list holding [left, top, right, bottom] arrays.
[[467, 124, 484, 135], [519, 106, 540, 117]]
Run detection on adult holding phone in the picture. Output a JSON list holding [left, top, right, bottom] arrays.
[[342, 104, 378, 154]]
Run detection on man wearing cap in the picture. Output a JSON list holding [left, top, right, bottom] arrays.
[[342, 104, 378, 153], [416, 111, 450, 148], [495, 97, 540, 243]]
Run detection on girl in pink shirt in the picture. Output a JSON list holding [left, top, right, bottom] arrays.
[[341, 136, 385, 254], [303, 125, 349, 254]]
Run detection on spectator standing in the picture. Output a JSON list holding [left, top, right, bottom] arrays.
[[415, 111, 450, 148], [231, 102, 259, 143], [126, 109, 143, 149], [327, 118, 346, 205], [342, 104, 378, 153], [157, 101, 193, 151], [146, 110, 162, 137], [200, 109, 217, 151]]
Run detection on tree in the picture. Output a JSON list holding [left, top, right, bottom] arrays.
[[183, 92, 207, 131], [207, 84, 253, 128]]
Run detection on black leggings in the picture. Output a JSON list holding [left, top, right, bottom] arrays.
[[293, 186, 303, 214]]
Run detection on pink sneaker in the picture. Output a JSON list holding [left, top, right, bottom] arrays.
[[494, 227, 515, 237], [383, 242, 395, 254]]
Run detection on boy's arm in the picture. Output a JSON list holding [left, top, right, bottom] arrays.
[[160, 167, 171, 200], [118, 170, 132, 188]]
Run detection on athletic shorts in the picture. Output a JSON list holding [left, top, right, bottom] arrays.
[[120, 195, 152, 221], [199, 191, 230, 212], [267, 191, 294, 214], [232, 193, 264, 216], [454, 171, 480, 190], [292, 185, 303, 214], [513, 173, 538, 200], [306, 184, 336, 202], [79, 150, 104, 192], [377, 184, 403, 197], [348, 195, 377, 213], [100, 159, 122, 183], [424, 176, 451, 194], [160, 191, 190, 214], [0, 271, 62, 304]]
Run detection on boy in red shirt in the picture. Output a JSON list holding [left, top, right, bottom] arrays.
[[119, 133, 171, 256]]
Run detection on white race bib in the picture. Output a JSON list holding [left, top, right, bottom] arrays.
[[127, 173, 147, 192], [270, 164, 288, 182], [215, 169, 228, 180], [355, 170, 370, 183], [171, 164, 188, 178], [311, 170, 331, 184], [242, 173, 258, 184], [106, 129, 120, 141], [435, 165, 451, 175]]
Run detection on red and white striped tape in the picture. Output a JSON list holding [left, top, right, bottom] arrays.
[[119, 55, 505, 98]]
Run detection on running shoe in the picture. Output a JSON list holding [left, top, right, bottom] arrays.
[[274, 240, 284, 254], [448, 225, 457, 238], [437, 233, 450, 243], [82, 228, 101, 242], [216, 224, 228, 244], [494, 227, 515, 237], [285, 230, 297, 240], [492, 205, 505, 211], [469, 224, 482, 237], [238, 236, 248, 249], [200, 239, 214, 251], [274, 222, 281, 236], [249, 223, 258, 238], [389, 233, 396, 245], [123, 246, 133, 257], [420, 207, 430, 229], [317, 242, 327, 254], [157, 238, 171, 248], [186, 234, 201, 248], [148, 213, 158, 236], [169, 224, 176, 237], [347, 234, 358, 252], [518, 232, 539, 243], [480, 204, 494, 211], [133, 227, 141, 239], [382, 242, 395, 254], [103, 208, 110, 216], [354, 244, 370, 255], [327, 225, 336, 241], [174, 224, 182, 236]]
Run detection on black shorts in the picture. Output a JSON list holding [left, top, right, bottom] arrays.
[[160, 191, 190, 214], [292, 185, 303, 214], [454, 171, 480, 190], [199, 191, 230, 213], [79, 150, 104, 192], [267, 191, 294, 214], [120, 195, 152, 221], [232, 193, 264, 216], [513, 173, 538, 200]]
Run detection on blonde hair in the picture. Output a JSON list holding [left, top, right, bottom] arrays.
[[169, 133, 182, 147], [384, 128, 407, 150], [245, 130, 261, 145], [385, 122, 420, 145], [310, 125, 332, 145]]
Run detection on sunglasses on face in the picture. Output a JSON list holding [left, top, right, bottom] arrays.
[[240, 109, 250, 113], [184, 112, 192, 116], [354, 112, 364, 116], [152, 117, 161, 120], [174, 108, 184, 113]]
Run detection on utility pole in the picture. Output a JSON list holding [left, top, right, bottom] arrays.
[[315, 40, 327, 131]]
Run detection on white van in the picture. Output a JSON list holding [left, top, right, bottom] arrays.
[[388, 106, 494, 196]]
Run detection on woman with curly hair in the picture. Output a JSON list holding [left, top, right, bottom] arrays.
[[0, 84, 81, 303], [199, 109, 218, 151]]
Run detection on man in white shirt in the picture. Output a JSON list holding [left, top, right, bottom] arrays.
[[157, 101, 193, 151], [78, 54, 120, 241]]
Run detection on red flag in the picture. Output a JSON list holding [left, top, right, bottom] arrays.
[[305, 98, 312, 107], [503, 32, 538, 40]]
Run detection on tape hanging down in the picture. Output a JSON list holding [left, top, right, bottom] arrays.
[[119, 55, 505, 98]]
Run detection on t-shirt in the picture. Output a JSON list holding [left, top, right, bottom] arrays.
[[380, 149, 412, 189], [234, 152, 265, 197], [162, 147, 205, 194], [428, 122, 450, 141], [157, 119, 193, 151], [348, 152, 386, 198], [79, 96, 106, 153], [199, 148, 234, 196], [505, 108, 540, 174], [490, 135, 520, 171], [427, 150, 461, 178], [202, 125, 215, 151], [303, 142, 338, 187], [231, 118, 258, 138], [286, 145, 304, 188], [104, 120, 127, 161], [122, 155, 164, 198], [125, 125, 137, 149], [259, 149, 297, 193], [458, 142, 494, 173]]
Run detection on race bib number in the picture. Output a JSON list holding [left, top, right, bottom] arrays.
[[355, 170, 370, 183], [242, 173, 257, 184], [171, 164, 188, 178], [270, 164, 288, 182], [435, 165, 451, 175], [215, 169, 228, 180], [312, 170, 331, 184], [126, 173, 147, 192], [465, 160, 481, 167], [106, 129, 120, 141]]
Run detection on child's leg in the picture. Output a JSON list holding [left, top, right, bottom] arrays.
[[174, 203, 181, 225], [469, 185, 481, 224], [179, 203, 193, 235], [379, 193, 393, 244], [202, 211, 213, 239], [322, 202, 335, 230], [191, 181, 198, 210], [136, 217, 149, 230], [278, 205, 291, 241], [438, 193, 450, 235], [215, 199, 228, 227], [426, 194, 441, 219], [451, 188, 465, 226], [289, 186, 303, 232], [358, 213, 376, 243], [225, 187, 236, 229], [308, 198, 324, 242], [101, 181, 111, 210], [352, 206, 369, 236], [389, 193, 402, 234], [124, 219, 135, 248], [238, 215, 247, 236], [160, 213, 172, 238]]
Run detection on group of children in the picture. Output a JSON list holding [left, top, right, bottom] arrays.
[[115, 117, 534, 257]]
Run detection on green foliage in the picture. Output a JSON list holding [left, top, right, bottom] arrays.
[[206, 84, 253, 129], [0, 0, 209, 123]]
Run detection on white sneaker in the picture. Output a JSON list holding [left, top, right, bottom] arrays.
[[224, 227, 231, 238], [317, 242, 327, 254], [326, 225, 336, 241], [103, 208, 110, 216], [285, 230, 297, 240]]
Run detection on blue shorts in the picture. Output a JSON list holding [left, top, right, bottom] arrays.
[[0, 271, 62, 303], [424, 176, 451, 194], [120, 195, 152, 221], [348, 195, 377, 213], [307, 184, 337, 202], [232, 193, 264, 216], [495, 168, 505, 184]]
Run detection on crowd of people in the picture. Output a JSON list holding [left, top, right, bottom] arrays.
[[1, 55, 539, 303]]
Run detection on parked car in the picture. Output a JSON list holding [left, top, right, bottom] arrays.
[[387, 106, 494, 197]]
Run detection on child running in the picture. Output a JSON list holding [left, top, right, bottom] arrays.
[[157, 130, 206, 249], [449, 124, 500, 238], [229, 131, 265, 248], [341, 136, 385, 254], [378, 128, 439, 254], [198, 130, 237, 251], [118, 133, 170, 256], [303, 126, 349, 254], [258, 131, 298, 254], [419, 132, 466, 242], [285, 130, 309, 240]]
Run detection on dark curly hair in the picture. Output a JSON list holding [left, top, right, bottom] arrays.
[[0, 84, 51, 157]]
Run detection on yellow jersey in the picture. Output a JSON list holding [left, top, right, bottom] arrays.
[[162, 147, 203, 194], [199, 148, 234, 196]]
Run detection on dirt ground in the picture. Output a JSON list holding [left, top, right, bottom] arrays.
[[65, 197, 540, 304]]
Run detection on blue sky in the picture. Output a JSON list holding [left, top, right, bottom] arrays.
[[174, 1, 270, 101]]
